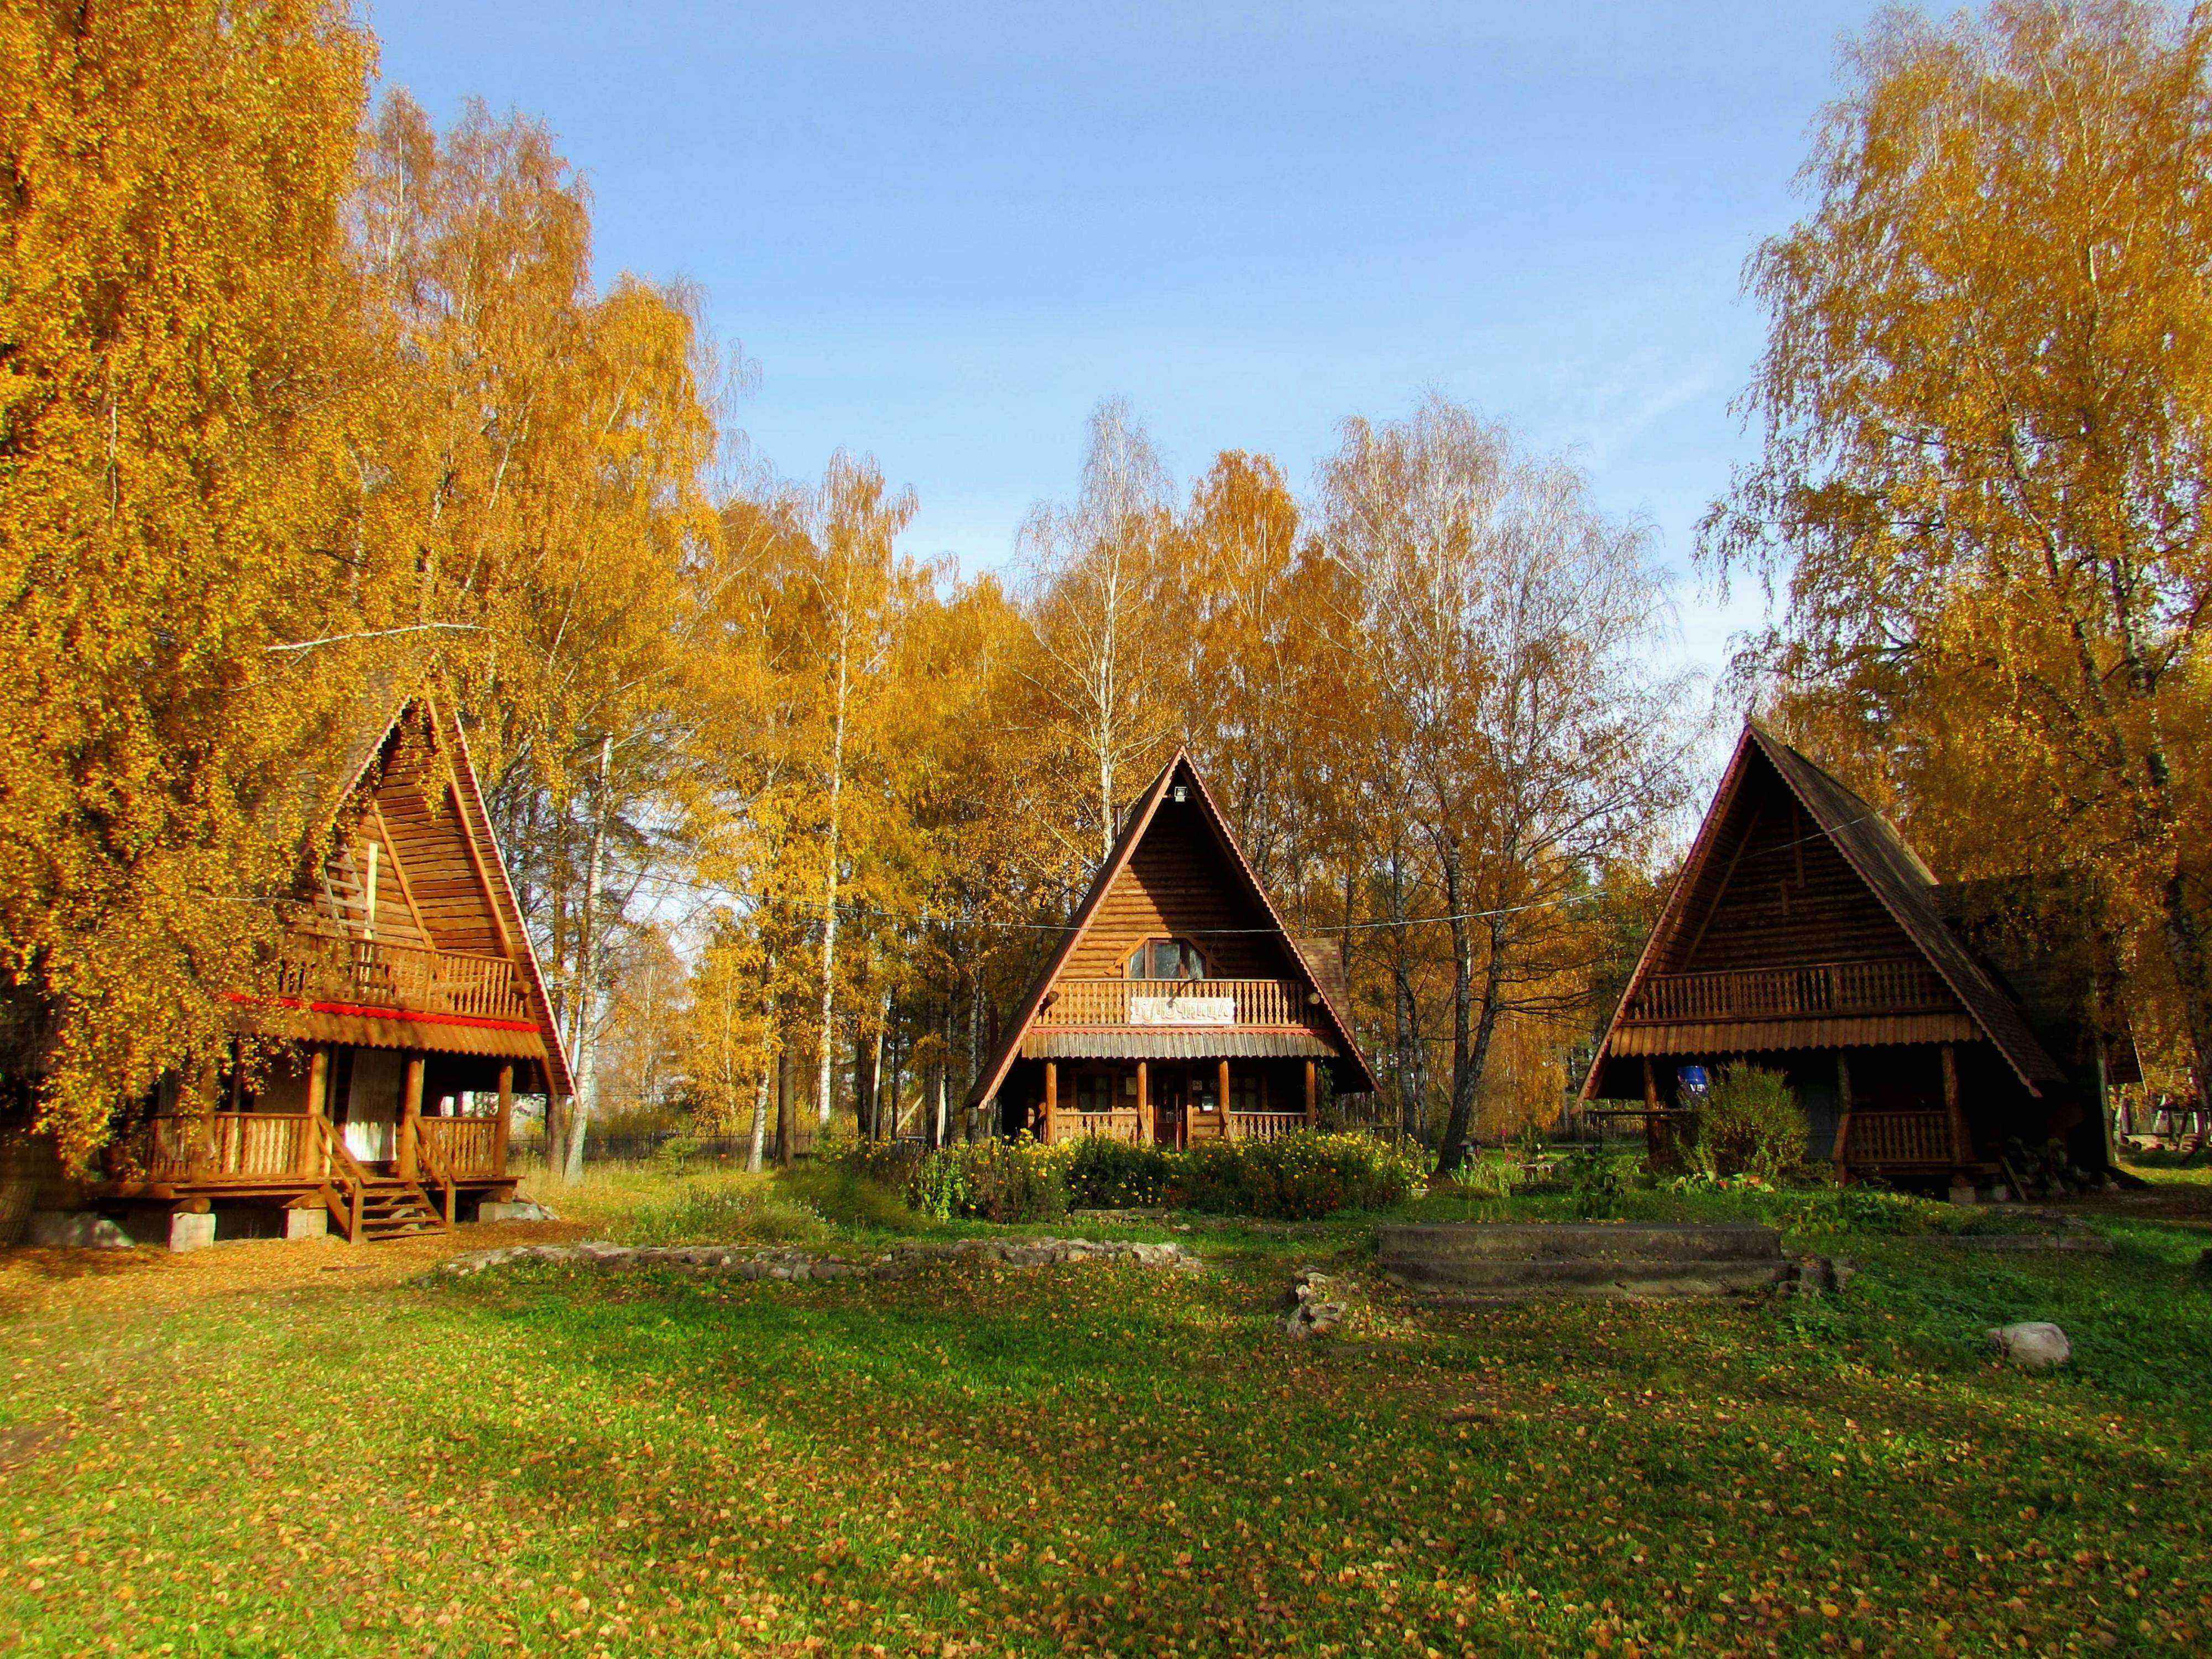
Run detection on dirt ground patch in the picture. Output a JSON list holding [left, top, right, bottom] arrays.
[[0, 1217, 585, 1318]]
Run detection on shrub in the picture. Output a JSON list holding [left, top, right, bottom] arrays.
[[906, 1138, 1069, 1223], [1558, 1142, 1625, 1215], [1062, 1135, 1175, 1209], [826, 1135, 930, 1188], [1688, 1064, 1809, 1183], [1170, 1130, 1425, 1221]]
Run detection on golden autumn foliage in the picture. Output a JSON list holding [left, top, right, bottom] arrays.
[[0, 9, 1774, 1174], [0, 0, 383, 1164], [1709, 0, 2212, 1091]]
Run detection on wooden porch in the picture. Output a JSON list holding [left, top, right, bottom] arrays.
[[1034, 1055, 1322, 1147], [98, 1109, 514, 1242], [1055, 1108, 1308, 1144], [98, 1041, 521, 1241]]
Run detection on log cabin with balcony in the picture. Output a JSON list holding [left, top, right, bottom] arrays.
[[60, 696, 572, 1246], [969, 752, 1378, 1144], [1582, 721, 2132, 1192]]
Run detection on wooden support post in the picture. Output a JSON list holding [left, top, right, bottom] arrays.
[[1304, 1059, 1319, 1128], [400, 1053, 425, 1180], [1833, 1050, 1855, 1176], [1137, 1061, 1152, 1145], [1940, 1042, 1968, 1167], [1218, 1058, 1232, 1141], [191, 1056, 220, 1179], [494, 1062, 514, 1178], [1042, 1062, 1057, 1145], [299, 1047, 328, 1177]]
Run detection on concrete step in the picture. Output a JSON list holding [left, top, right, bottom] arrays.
[[1378, 1222, 1788, 1301], [1379, 1222, 1783, 1264]]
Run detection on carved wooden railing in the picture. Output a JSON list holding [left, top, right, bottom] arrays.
[[411, 1120, 457, 1227], [274, 937, 530, 1023], [140, 1113, 312, 1181], [1840, 1110, 1954, 1166], [314, 1113, 371, 1241], [418, 1116, 502, 1179], [1624, 960, 1952, 1024], [1227, 1112, 1306, 1144], [1058, 1110, 1142, 1144], [1036, 979, 1307, 1029]]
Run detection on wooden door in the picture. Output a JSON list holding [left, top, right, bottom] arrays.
[[1154, 1072, 1187, 1149]]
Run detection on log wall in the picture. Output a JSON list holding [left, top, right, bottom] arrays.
[[1665, 771, 1922, 974], [1063, 801, 1304, 981]]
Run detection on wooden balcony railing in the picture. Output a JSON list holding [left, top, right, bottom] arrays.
[[1624, 959, 1952, 1025], [275, 937, 531, 1023], [1228, 1112, 1305, 1143], [1840, 1110, 1955, 1166], [419, 1116, 502, 1178], [1036, 979, 1308, 1029]]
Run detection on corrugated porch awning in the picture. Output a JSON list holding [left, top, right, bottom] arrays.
[[233, 1001, 550, 1063], [1020, 1031, 1341, 1061]]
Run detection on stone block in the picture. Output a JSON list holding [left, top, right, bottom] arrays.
[[284, 1207, 328, 1241], [1987, 1321, 2070, 1370], [478, 1199, 559, 1224], [168, 1211, 217, 1253], [28, 1212, 134, 1249]]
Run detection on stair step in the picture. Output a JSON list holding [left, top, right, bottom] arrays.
[[1379, 1222, 1785, 1266], [331, 1176, 448, 1243], [1378, 1223, 1789, 1302]]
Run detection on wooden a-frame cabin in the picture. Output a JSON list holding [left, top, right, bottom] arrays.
[[1583, 721, 2132, 1191], [70, 696, 572, 1245], [969, 752, 1378, 1144]]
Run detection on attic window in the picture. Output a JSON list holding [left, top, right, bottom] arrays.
[[1126, 937, 1206, 982]]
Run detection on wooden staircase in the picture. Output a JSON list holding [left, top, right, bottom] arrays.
[[352, 1178, 447, 1240], [311, 1117, 453, 1244]]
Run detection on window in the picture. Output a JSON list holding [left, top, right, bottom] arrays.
[[1072, 1072, 1117, 1115], [1232, 1073, 1267, 1114], [1124, 937, 1207, 982]]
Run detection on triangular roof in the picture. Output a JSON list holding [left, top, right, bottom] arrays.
[[968, 750, 1379, 1108], [296, 693, 576, 1099], [1580, 720, 2064, 1098]]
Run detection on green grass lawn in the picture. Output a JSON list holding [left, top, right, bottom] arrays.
[[2, 1162, 2208, 1657]]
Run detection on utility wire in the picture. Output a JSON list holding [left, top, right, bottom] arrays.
[[593, 813, 1873, 939]]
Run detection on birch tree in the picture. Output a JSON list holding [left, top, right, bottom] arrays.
[[0, 0, 384, 1165], [1321, 397, 1684, 1173], [1015, 399, 1181, 872], [801, 453, 916, 1128], [1706, 0, 2212, 1094]]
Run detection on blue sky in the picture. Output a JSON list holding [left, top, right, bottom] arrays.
[[363, 1, 1894, 682]]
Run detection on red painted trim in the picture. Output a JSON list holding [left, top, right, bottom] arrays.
[[1037, 1025, 1314, 1036], [226, 990, 542, 1035]]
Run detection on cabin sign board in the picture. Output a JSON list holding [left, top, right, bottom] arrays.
[[1129, 992, 1237, 1026]]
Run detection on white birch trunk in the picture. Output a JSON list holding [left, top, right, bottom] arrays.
[[815, 620, 851, 1129], [561, 733, 613, 1185]]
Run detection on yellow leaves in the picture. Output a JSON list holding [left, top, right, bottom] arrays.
[[1719, 2, 2212, 1083], [0, 0, 383, 1165]]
